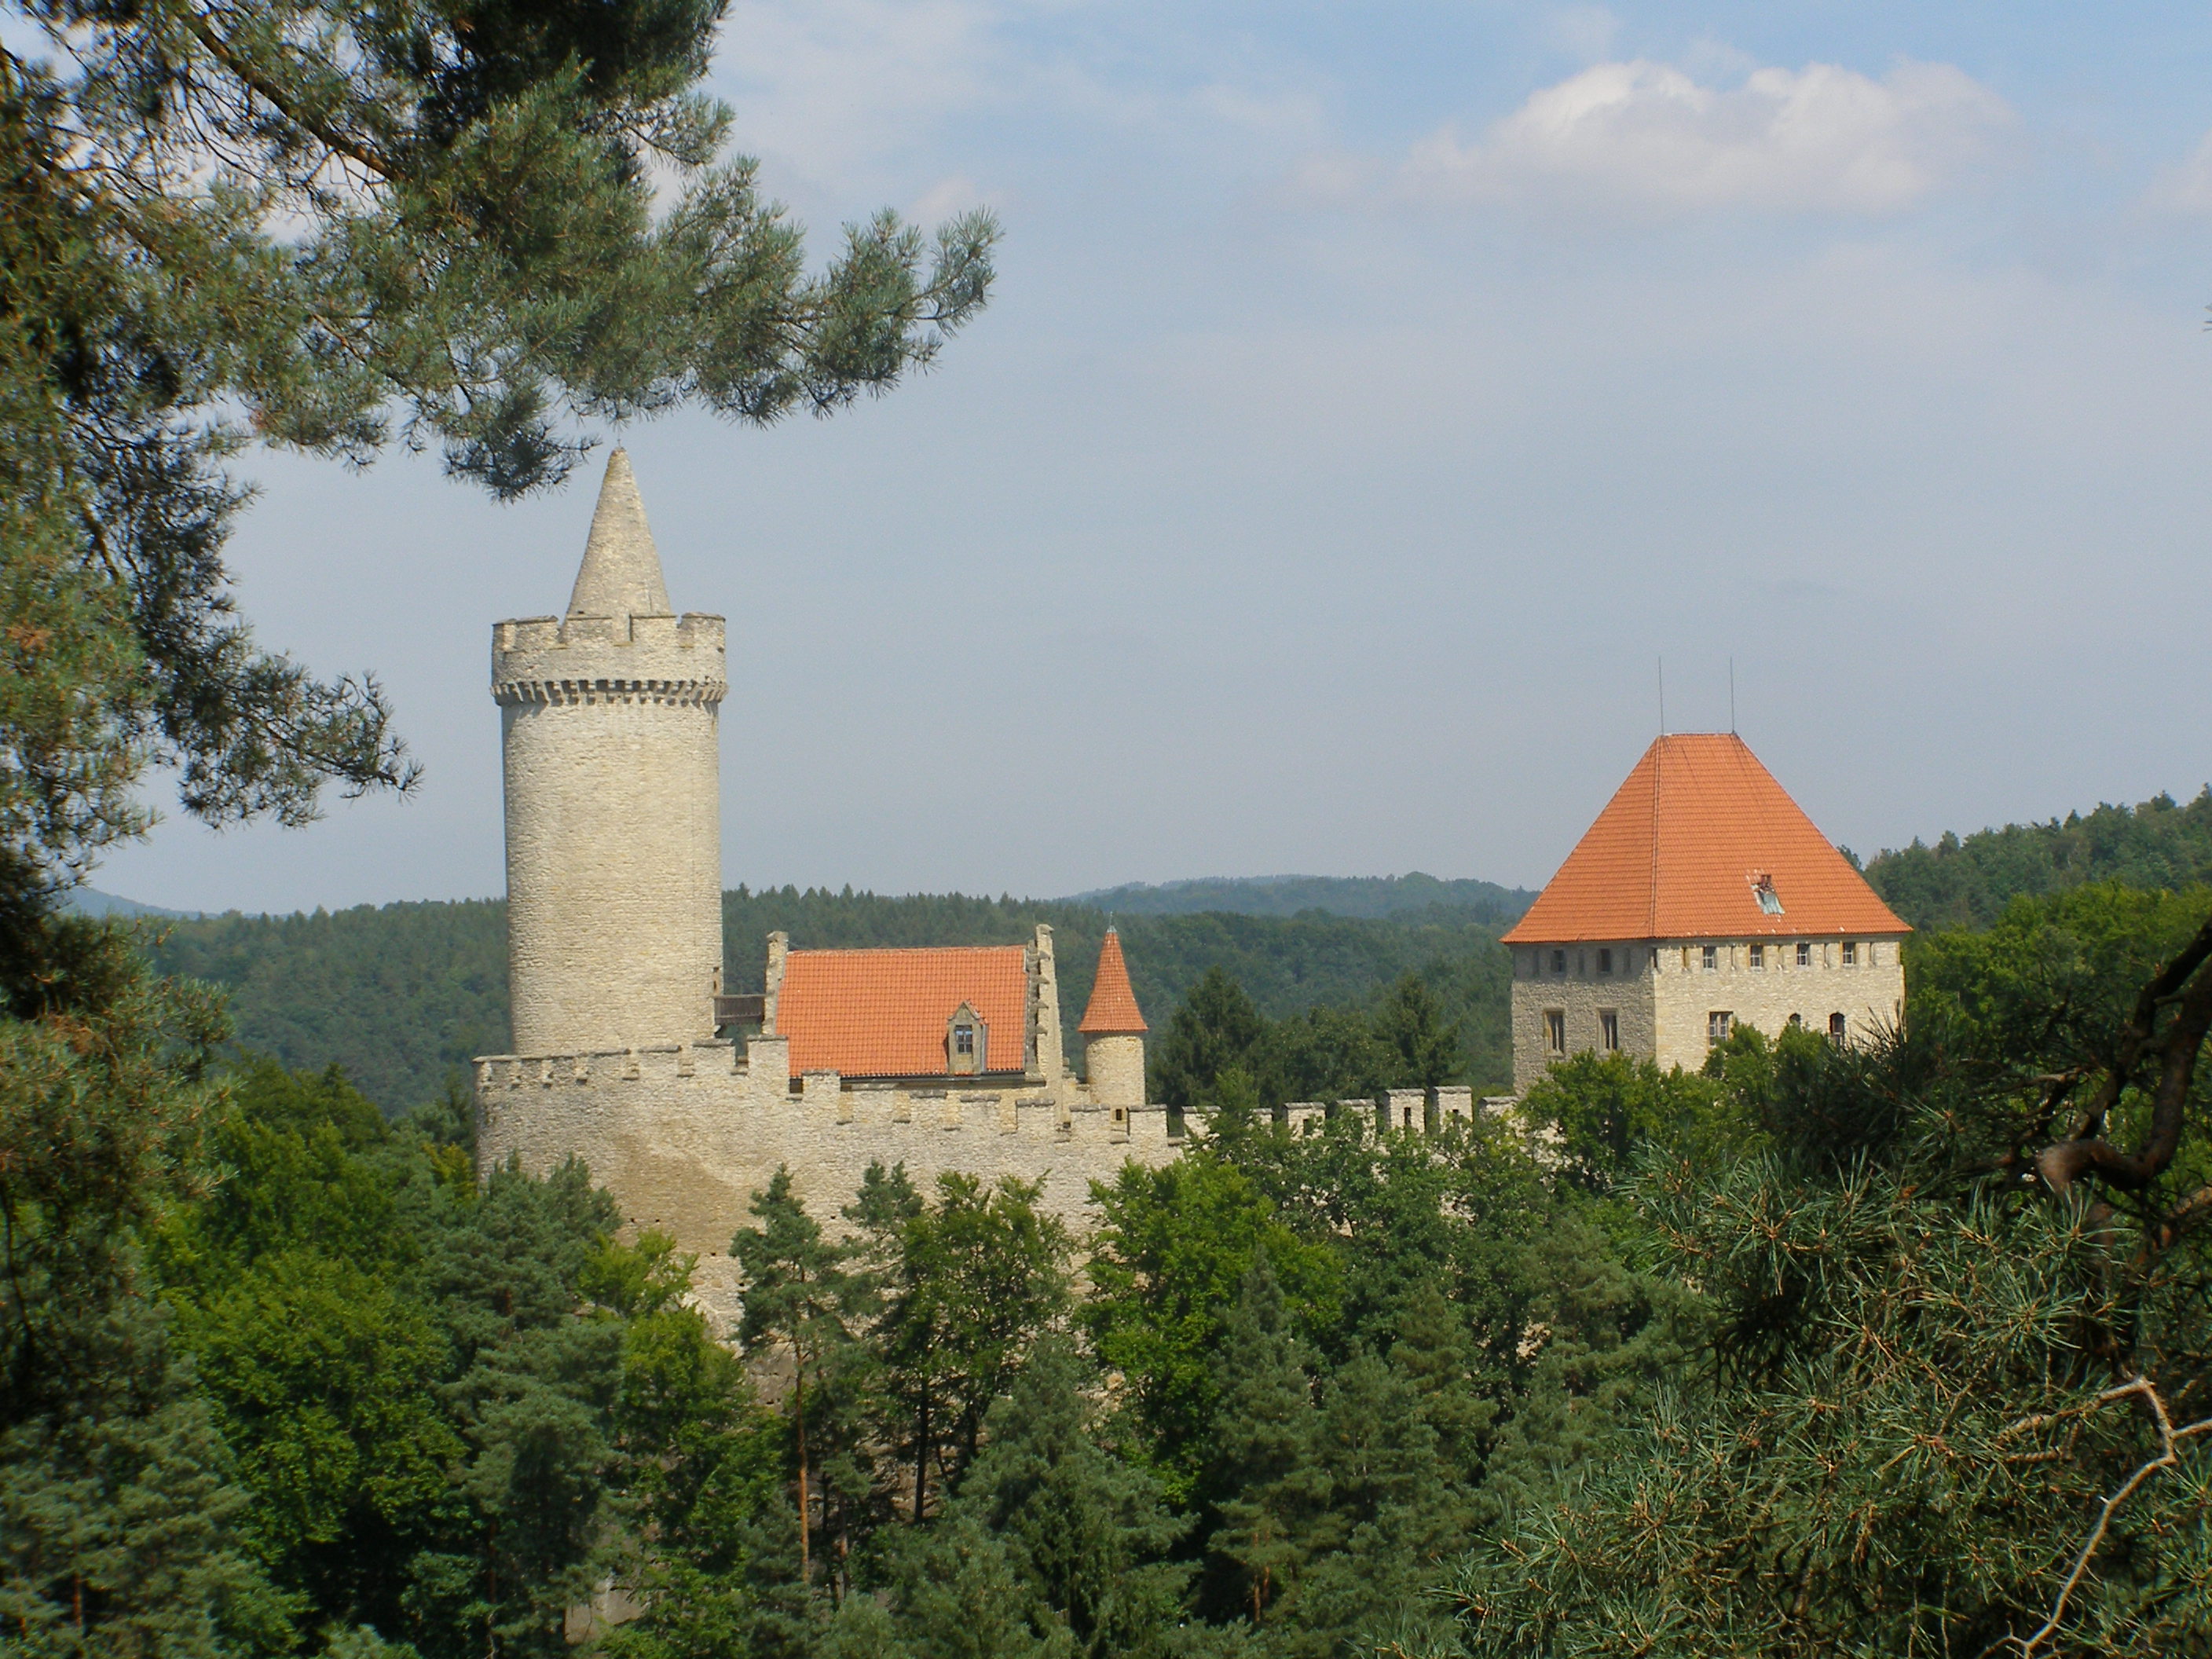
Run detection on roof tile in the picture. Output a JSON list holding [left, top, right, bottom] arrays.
[[777, 946, 1030, 1079], [1079, 929, 1147, 1034], [1501, 734, 1910, 943]]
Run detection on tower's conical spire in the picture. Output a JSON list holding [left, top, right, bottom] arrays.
[[566, 447, 673, 618], [1079, 928, 1148, 1034]]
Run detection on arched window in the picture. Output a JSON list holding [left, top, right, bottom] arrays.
[[1829, 1012, 1847, 1045]]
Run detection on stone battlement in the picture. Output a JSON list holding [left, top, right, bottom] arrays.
[[493, 613, 727, 705]]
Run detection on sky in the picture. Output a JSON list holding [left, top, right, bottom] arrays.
[[85, 2, 2212, 914]]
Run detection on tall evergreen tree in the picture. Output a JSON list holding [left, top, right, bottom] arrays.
[[731, 1167, 865, 1588], [1199, 1254, 1328, 1631]]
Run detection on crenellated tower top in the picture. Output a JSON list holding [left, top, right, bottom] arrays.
[[493, 447, 725, 709]]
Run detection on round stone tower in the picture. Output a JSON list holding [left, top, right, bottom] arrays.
[[493, 449, 726, 1056], [1079, 928, 1149, 1108]]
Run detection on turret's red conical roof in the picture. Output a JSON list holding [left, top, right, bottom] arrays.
[[1501, 734, 1909, 944], [1079, 928, 1147, 1034]]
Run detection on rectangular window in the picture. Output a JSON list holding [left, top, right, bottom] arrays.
[[1598, 947, 1613, 974], [1544, 1009, 1566, 1054], [1749, 943, 1764, 970], [954, 1024, 976, 1056], [1551, 949, 1566, 974], [1708, 1010, 1733, 1046], [1797, 942, 1811, 969], [1599, 1009, 1619, 1050], [1701, 944, 1718, 972], [1842, 941, 1859, 967]]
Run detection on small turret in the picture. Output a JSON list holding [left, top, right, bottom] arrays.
[[1079, 928, 1148, 1109]]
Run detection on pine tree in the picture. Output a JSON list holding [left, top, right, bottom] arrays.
[[731, 1167, 864, 1588], [1200, 1254, 1328, 1631], [945, 1339, 1190, 1657], [0, 4, 998, 916]]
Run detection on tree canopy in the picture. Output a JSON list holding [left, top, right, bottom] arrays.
[[1, 0, 995, 907]]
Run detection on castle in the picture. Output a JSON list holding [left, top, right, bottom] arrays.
[[474, 452, 1899, 1315], [475, 452, 1209, 1319], [1500, 733, 1910, 1090]]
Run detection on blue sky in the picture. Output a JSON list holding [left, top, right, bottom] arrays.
[[92, 2, 2212, 913]]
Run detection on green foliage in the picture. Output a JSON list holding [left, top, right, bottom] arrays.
[[1420, 887, 2212, 1658], [145, 902, 509, 1119], [1152, 964, 1488, 1115], [860, 1169, 1073, 1514], [0, 0, 996, 901], [1866, 786, 2212, 931], [1086, 1155, 1340, 1500], [1519, 1049, 1754, 1193], [0, 913, 269, 1656], [1438, 1161, 2212, 1657]]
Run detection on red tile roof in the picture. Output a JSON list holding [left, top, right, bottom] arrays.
[[1501, 734, 1910, 944], [777, 946, 1031, 1079], [1079, 928, 1148, 1034]]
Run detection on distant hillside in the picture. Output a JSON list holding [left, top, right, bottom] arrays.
[[1865, 787, 2212, 932], [143, 885, 1514, 1115], [62, 886, 200, 920], [1064, 872, 1535, 924]]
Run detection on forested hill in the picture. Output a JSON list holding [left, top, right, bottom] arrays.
[[1864, 786, 2212, 932], [145, 885, 1513, 1117], [1066, 871, 1535, 921]]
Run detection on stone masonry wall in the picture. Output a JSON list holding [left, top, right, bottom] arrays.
[[1649, 936, 1906, 1073], [477, 1041, 1189, 1328], [1509, 943, 1660, 1091], [496, 613, 726, 1054], [1511, 936, 1908, 1088]]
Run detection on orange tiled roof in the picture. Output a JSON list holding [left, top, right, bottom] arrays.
[[1079, 928, 1148, 1034], [777, 946, 1031, 1079], [1501, 734, 1910, 945]]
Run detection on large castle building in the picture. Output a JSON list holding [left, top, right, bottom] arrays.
[[1501, 733, 1910, 1090], [472, 454, 1903, 1313], [474, 452, 1186, 1319]]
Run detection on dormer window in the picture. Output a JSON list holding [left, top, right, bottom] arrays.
[[946, 1003, 987, 1075]]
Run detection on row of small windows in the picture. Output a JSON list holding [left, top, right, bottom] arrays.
[[1708, 1010, 1848, 1045], [1526, 940, 1880, 977], [1542, 1008, 1848, 1056]]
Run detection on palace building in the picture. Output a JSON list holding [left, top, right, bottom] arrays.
[[1500, 734, 1910, 1090]]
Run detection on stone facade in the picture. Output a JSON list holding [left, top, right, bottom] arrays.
[[497, 611, 726, 1055], [476, 1031, 1188, 1323], [1509, 934, 1906, 1088]]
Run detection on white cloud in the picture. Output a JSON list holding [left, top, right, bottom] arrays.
[[1353, 58, 2012, 218]]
